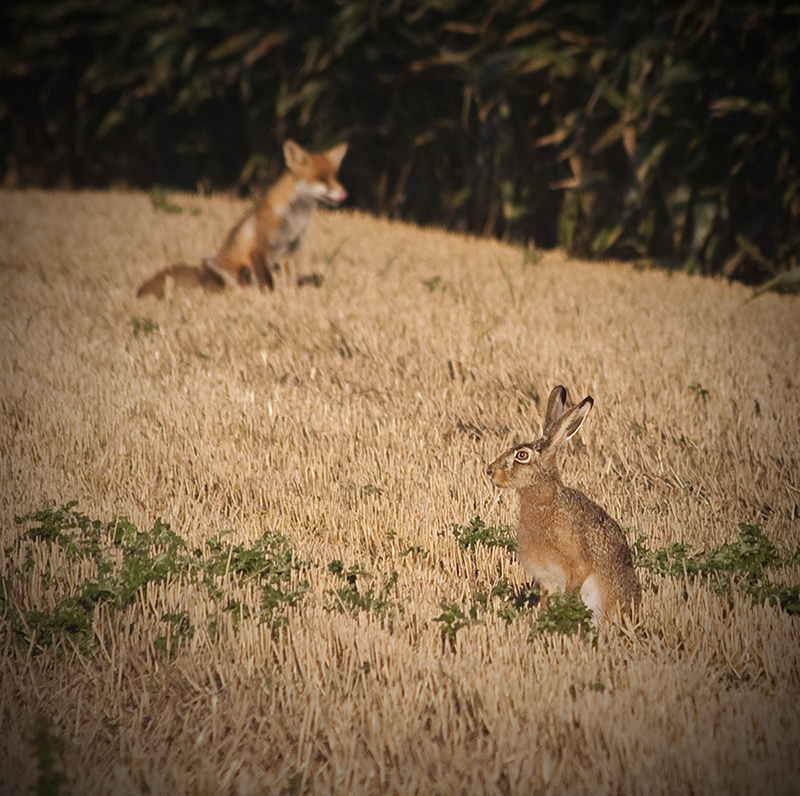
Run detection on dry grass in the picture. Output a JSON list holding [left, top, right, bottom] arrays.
[[1, 188, 799, 796]]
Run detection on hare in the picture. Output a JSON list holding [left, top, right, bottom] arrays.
[[486, 385, 641, 622]]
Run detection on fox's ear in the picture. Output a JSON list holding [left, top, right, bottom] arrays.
[[325, 143, 348, 171], [544, 396, 593, 450], [283, 140, 309, 169]]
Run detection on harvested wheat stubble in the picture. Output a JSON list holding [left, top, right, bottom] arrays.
[[1, 189, 799, 796]]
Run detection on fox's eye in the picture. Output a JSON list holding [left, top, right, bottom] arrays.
[[514, 449, 530, 462]]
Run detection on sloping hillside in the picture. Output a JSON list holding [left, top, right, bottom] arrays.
[[1, 190, 799, 795]]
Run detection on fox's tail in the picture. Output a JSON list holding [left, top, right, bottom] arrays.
[[136, 262, 228, 299]]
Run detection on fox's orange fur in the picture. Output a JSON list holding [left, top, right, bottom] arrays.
[[137, 140, 347, 298]]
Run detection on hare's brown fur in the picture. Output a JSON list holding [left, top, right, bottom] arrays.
[[487, 385, 641, 622]]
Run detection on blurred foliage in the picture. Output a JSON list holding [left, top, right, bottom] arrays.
[[1, 0, 798, 283]]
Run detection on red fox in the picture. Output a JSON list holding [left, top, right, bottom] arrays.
[[137, 140, 348, 298]]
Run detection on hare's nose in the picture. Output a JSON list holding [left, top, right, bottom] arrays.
[[486, 464, 494, 477]]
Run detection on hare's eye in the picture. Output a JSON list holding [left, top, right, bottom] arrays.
[[514, 449, 530, 462]]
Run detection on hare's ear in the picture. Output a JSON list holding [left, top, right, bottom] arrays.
[[545, 396, 593, 449], [543, 385, 567, 433]]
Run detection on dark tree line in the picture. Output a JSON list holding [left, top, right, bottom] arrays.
[[2, 0, 798, 284]]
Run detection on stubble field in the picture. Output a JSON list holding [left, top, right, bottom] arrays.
[[1, 189, 799, 795]]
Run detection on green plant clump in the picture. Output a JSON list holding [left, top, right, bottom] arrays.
[[631, 522, 800, 613], [325, 560, 400, 629], [434, 601, 484, 648], [529, 590, 596, 642], [33, 713, 64, 796], [4, 502, 308, 656], [453, 516, 518, 553]]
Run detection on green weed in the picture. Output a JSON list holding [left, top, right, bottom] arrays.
[[569, 681, 606, 701], [688, 383, 709, 402], [423, 275, 443, 292], [9, 504, 185, 652], [203, 530, 299, 582], [155, 611, 195, 662], [399, 545, 428, 559], [497, 259, 515, 303], [8, 503, 308, 655], [452, 516, 517, 552], [434, 601, 483, 648], [323, 236, 349, 268], [34, 714, 64, 796], [286, 770, 305, 796], [325, 560, 400, 628], [129, 316, 159, 337], [529, 589, 596, 642], [149, 187, 200, 215], [522, 247, 543, 267], [631, 522, 800, 613], [748, 267, 800, 300], [199, 530, 308, 631], [488, 579, 541, 624]]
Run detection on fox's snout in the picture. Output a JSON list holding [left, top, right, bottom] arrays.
[[328, 185, 347, 204], [313, 182, 347, 206]]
